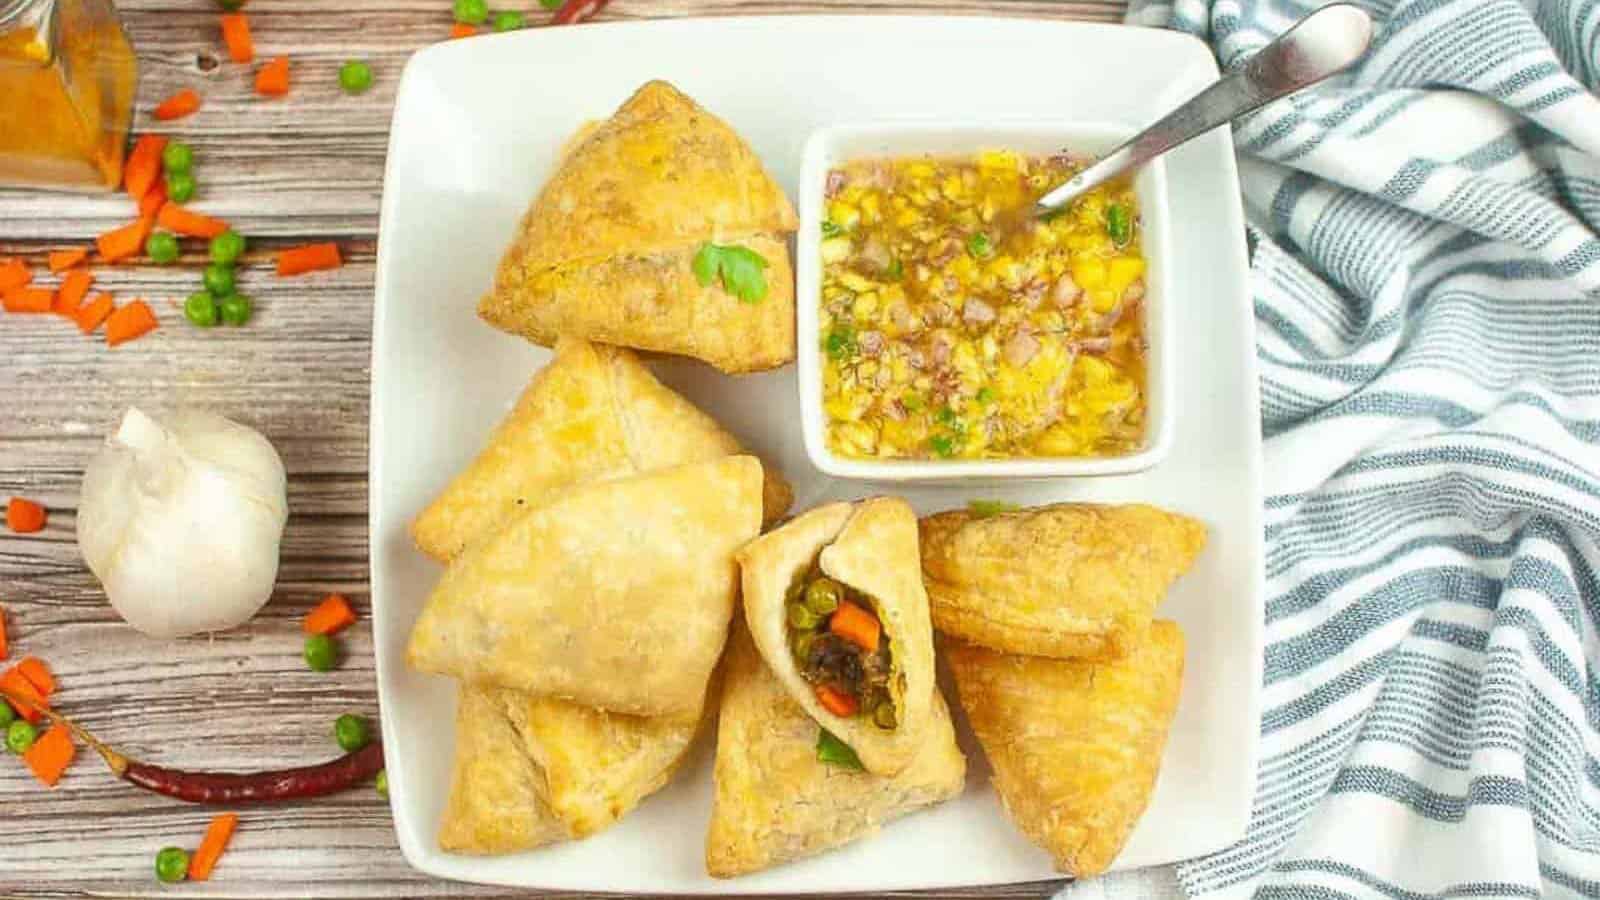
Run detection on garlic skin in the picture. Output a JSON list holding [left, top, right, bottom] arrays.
[[78, 407, 289, 638]]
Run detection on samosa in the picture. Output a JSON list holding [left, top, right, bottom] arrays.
[[919, 503, 1206, 659], [479, 81, 798, 374], [944, 621, 1186, 877], [705, 626, 964, 877], [407, 455, 763, 718], [411, 336, 791, 562]]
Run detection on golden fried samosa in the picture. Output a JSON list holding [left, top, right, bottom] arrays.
[[480, 80, 798, 374], [407, 455, 763, 717], [411, 337, 791, 562], [737, 498, 935, 776], [705, 626, 964, 878], [438, 682, 703, 853], [945, 621, 1185, 877], [919, 503, 1206, 659]]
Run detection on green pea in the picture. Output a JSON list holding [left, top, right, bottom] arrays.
[[215, 0, 245, 9], [538, 0, 562, 7], [873, 698, 898, 730], [804, 579, 840, 616], [339, 60, 374, 95], [154, 846, 189, 884], [787, 601, 820, 630], [304, 633, 338, 671], [1106, 204, 1132, 246], [202, 263, 235, 296], [375, 769, 388, 798], [218, 294, 253, 326], [929, 434, 958, 458], [334, 713, 370, 752], [976, 386, 996, 405], [209, 230, 246, 265], [6, 719, 36, 754], [492, 10, 524, 31], [966, 232, 993, 258], [161, 141, 193, 175], [166, 171, 197, 204], [0, 701, 12, 730], [453, 0, 488, 23], [145, 231, 180, 265], [184, 291, 219, 328], [791, 631, 815, 666], [824, 325, 855, 361]]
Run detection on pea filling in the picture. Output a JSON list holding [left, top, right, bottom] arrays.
[[785, 568, 897, 730]]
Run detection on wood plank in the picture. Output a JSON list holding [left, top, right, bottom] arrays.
[[0, 0, 1124, 895]]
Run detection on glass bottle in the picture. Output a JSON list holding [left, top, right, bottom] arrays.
[[0, 0, 137, 191]]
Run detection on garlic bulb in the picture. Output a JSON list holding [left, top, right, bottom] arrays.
[[78, 407, 289, 638]]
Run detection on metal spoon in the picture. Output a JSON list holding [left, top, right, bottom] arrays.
[[1034, 3, 1374, 216]]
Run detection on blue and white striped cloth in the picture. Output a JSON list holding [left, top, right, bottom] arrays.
[[1118, 0, 1600, 896]]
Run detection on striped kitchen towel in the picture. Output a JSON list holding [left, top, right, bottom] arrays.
[[1118, 0, 1600, 896]]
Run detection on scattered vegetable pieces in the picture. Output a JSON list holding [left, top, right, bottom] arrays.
[[7, 719, 36, 754], [220, 13, 254, 63], [303, 634, 337, 671], [124, 135, 168, 202], [492, 10, 524, 31], [188, 813, 239, 881], [16, 657, 55, 696], [47, 248, 87, 272], [76, 293, 115, 334], [453, 0, 488, 24], [157, 203, 230, 239], [6, 498, 47, 534], [552, 0, 609, 25], [146, 231, 180, 265], [304, 594, 356, 635], [0, 667, 47, 723], [155, 846, 190, 884], [162, 141, 194, 175], [53, 270, 92, 317], [3, 288, 54, 313], [105, 300, 159, 347], [153, 89, 202, 121], [277, 242, 341, 276], [22, 723, 73, 786], [167, 171, 197, 204], [449, 22, 477, 39], [138, 179, 169, 219], [0, 258, 30, 292], [97, 217, 155, 263], [338, 60, 373, 94], [0, 606, 8, 660], [219, 293, 253, 325], [334, 714, 370, 752], [255, 55, 290, 97]]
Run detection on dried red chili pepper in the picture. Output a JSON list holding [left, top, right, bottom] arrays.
[[0, 685, 383, 805], [552, 0, 608, 25]]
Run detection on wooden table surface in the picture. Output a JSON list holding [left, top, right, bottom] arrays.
[[0, 1, 1128, 896]]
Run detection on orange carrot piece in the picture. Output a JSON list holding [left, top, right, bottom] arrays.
[[157, 202, 229, 239], [138, 178, 168, 220], [6, 497, 46, 533], [828, 600, 881, 653], [76, 293, 115, 334], [124, 134, 167, 201], [255, 55, 290, 97], [3, 288, 54, 313], [814, 683, 859, 718], [47, 248, 87, 272], [105, 300, 158, 347], [221, 13, 254, 63], [16, 657, 54, 696], [449, 23, 477, 38], [54, 269, 93, 317], [96, 216, 154, 263], [188, 813, 240, 881], [277, 242, 341, 276], [153, 88, 202, 121], [0, 606, 9, 661], [0, 666, 46, 722], [304, 594, 357, 635], [0, 258, 29, 292], [22, 724, 74, 787]]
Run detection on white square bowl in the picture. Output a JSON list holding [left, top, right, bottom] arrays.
[[797, 123, 1175, 481], [371, 14, 1262, 893]]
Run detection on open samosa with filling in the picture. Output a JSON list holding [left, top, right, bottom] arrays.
[[480, 81, 798, 374], [919, 503, 1205, 659], [737, 498, 935, 775], [407, 455, 762, 717], [438, 683, 705, 854], [705, 625, 964, 877], [410, 337, 791, 561], [945, 621, 1185, 877]]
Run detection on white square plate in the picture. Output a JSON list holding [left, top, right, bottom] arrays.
[[370, 15, 1262, 893]]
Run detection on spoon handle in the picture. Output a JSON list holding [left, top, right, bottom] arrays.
[[1034, 3, 1373, 215]]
